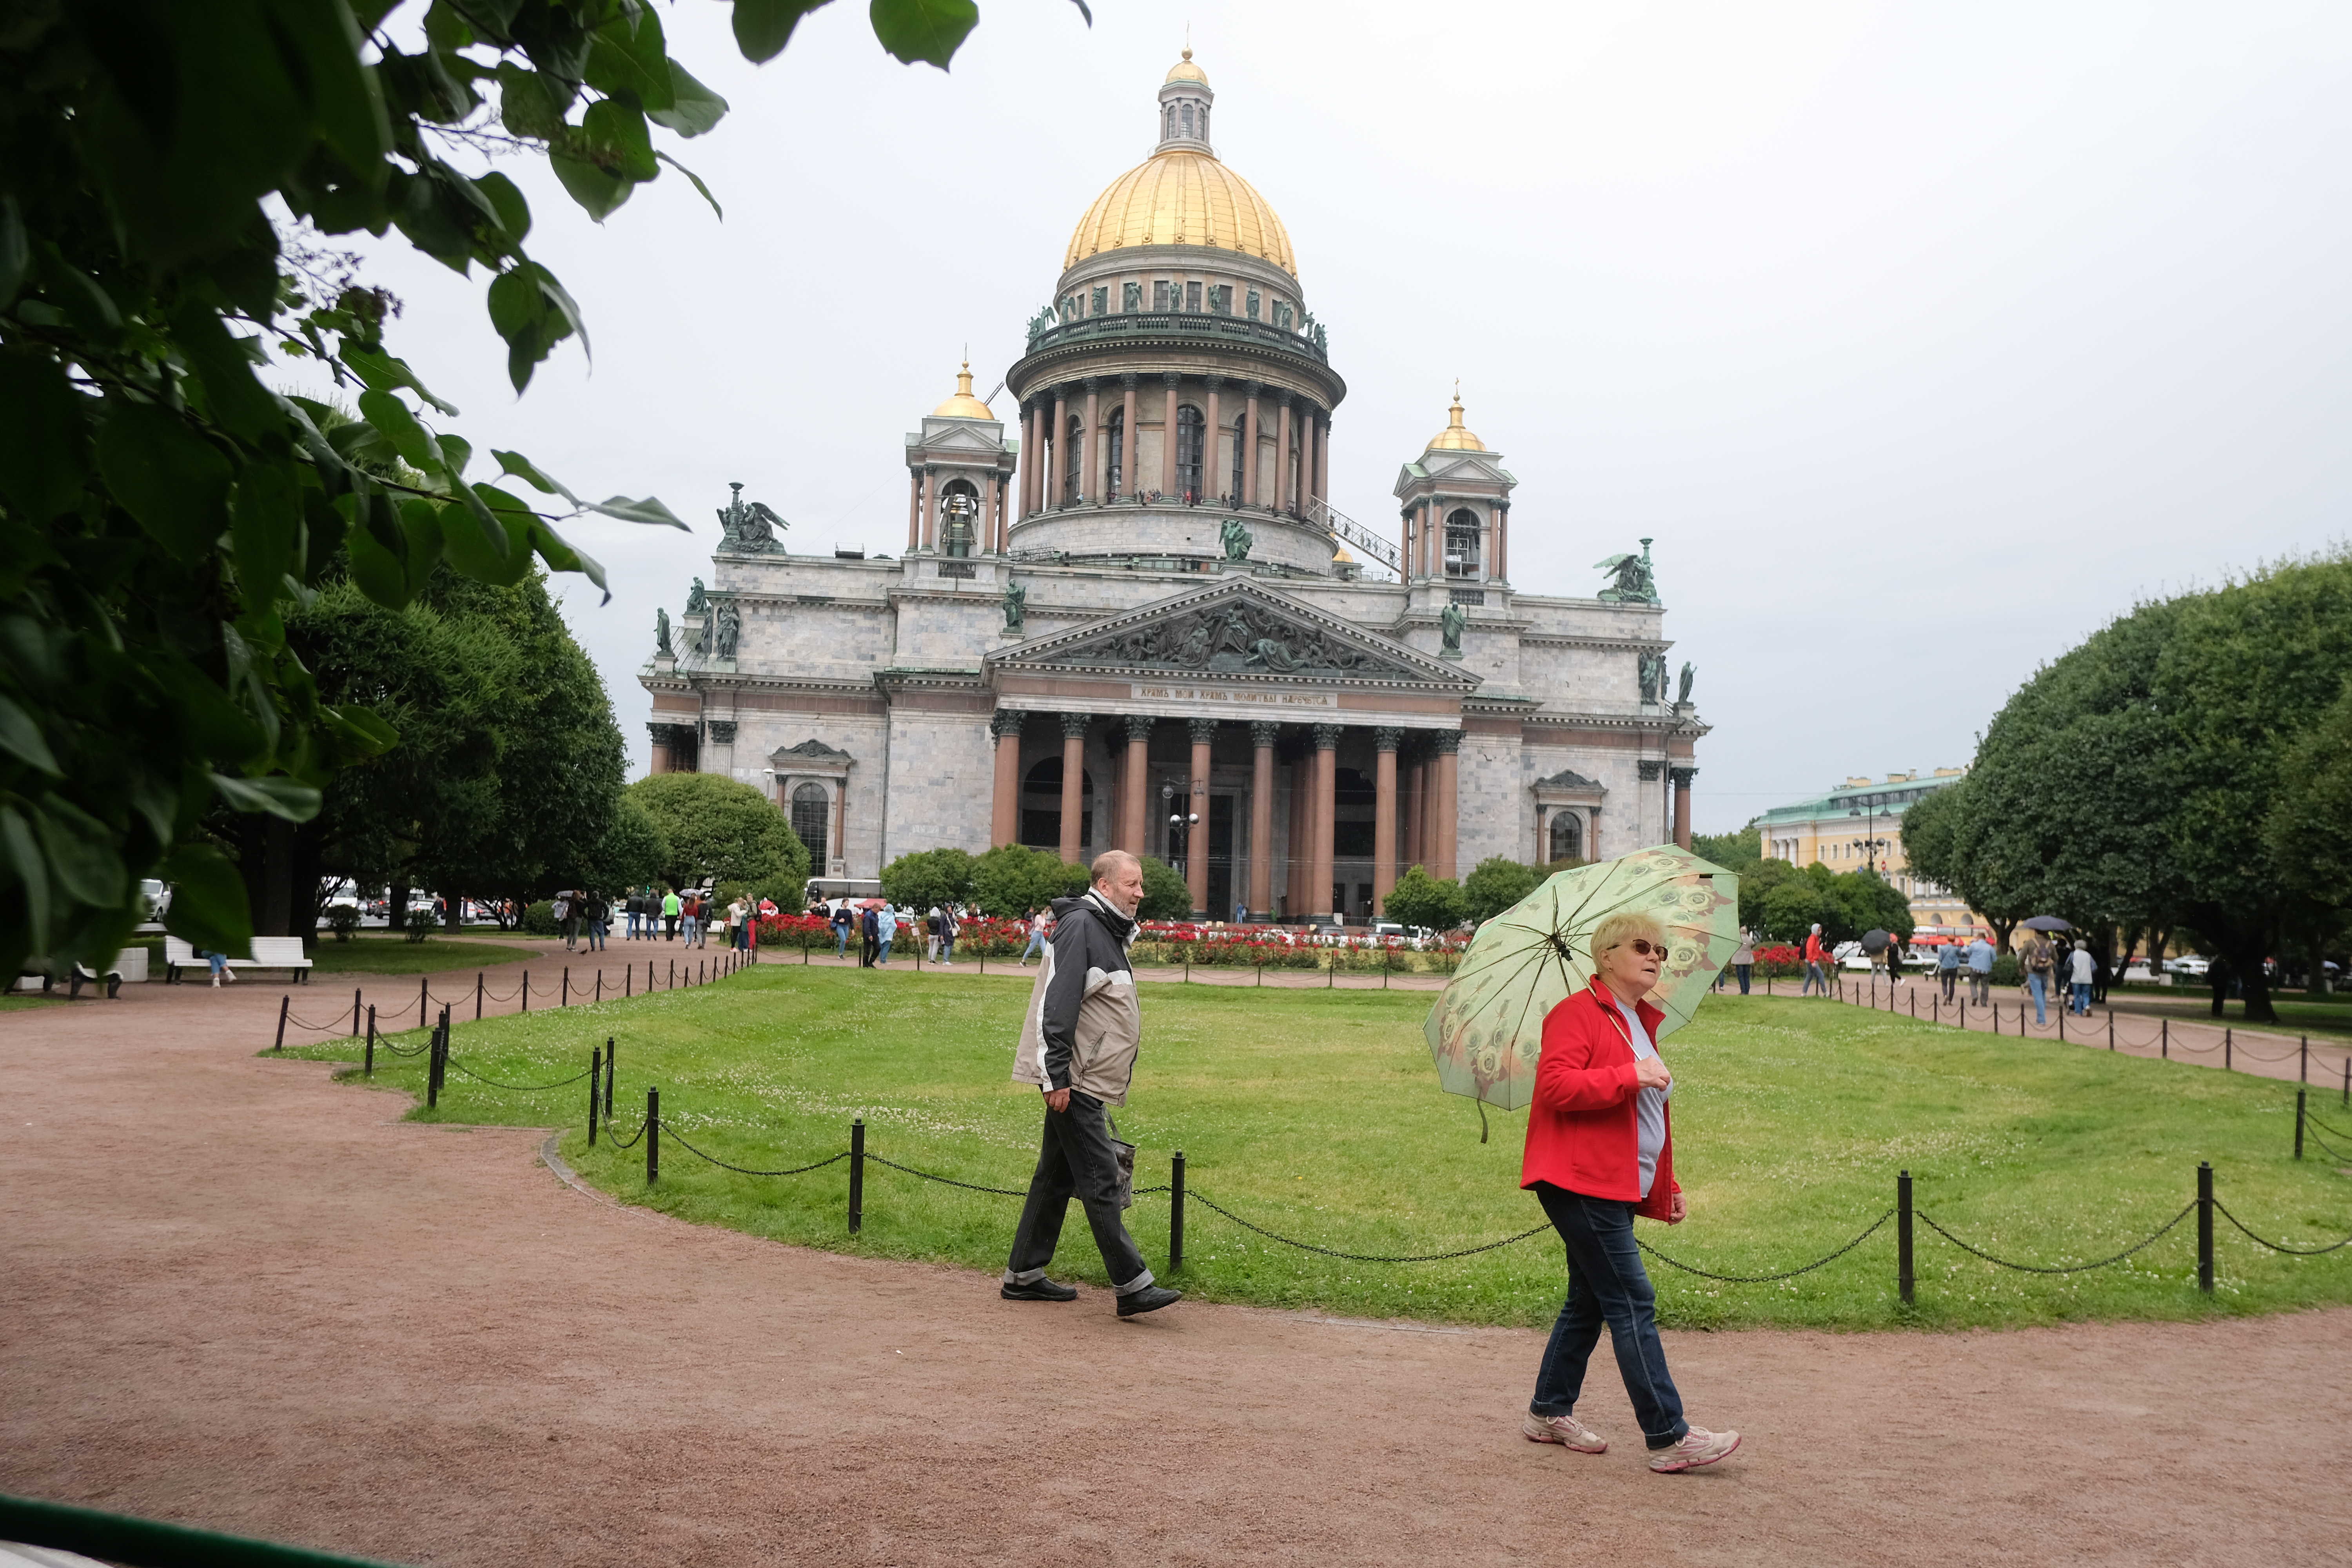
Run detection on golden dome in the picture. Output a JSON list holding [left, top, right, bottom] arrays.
[[1165, 47, 1208, 84], [1332, 544, 1354, 563], [931, 360, 995, 420], [1429, 389, 1485, 451], [1064, 149, 1296, 275]]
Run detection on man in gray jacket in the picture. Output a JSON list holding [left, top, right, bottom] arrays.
[[1002, 849, 1182, 1318]]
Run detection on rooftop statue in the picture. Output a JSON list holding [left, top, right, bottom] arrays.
[[686, 577, 706, 615], [654, 606, 672, 657], [1677, 661, 1695, 707], [1002, 579, 1027, 633], [1440, 599, 1467, 654], [1638, 651, 1666, 704], [1595, 537, 1659, 604], [713, 601, 741, 659], [716, 481, 787, 554], [1220, 517, 1254, 561]]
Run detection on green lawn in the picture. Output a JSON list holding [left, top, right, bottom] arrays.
[[2105, 985, 2352, 1047], [279, 967, 2352, 1332], [128, 931, 541, 977]]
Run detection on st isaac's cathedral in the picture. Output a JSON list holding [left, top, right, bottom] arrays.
[[641, 52, 1707, 922]]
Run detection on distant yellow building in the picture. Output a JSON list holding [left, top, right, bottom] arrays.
[[1757, 769, 1985, 939]]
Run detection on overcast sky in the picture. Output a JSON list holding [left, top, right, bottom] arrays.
[[325, 1, 2352, 836]]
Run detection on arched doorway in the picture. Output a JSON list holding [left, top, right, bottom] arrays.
[[1021, 757, 1093, 851], [938, 478, 979, 556], [1445, 508, 1481, 577]]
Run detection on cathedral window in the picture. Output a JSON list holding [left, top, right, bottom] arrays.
[[1445, 508, 1481, 577], [1064, 416, 1084, 502], [1175, 405, 1205, 500], [1181, 103, 1194, 137], [791, 784, 831, 865], [1198, 106, 1209, 141], [1153, 279, 1172, 311], [1549, 811, 1583, 864], [940, 478, 980, 555], [1164, 104, 1176, 139], [1123, 281, 1141, 311], [1105, 409, 1125, 497], [1230, 409, 1247, 501], [1091, 286, 1108, 316], [1185, 281, 1202, 312]]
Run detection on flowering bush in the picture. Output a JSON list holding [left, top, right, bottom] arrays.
[[1751, 942, 1805, 978], [757, 913, 831, 953], [951, 916, 1031, 958]]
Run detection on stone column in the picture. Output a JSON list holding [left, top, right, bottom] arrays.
[[1671, 766, 1697, 850], [1186, 717, 1216, 917], [1082, 378, 1100, 504], [1286, 755, 1309, 916], [1160, 372, 1181, 499], [906, 470, 921, 552], [918, 466, 936, 553], [1374, 727, 1401, 912], [1404, 751, 1425, 869], [1493, 503, 1508, 581], [1316, 417, 1331, 507], [1119, 374, 1138, 499], [1016, 401, 1035, 521], [989, 710, 1024, 848], [1122, 715, 1154, 858], [1432, 729, 1461, 880], [1058, 713, 1088, 864], [1276, 392, 1294, 515], [1049, 387, 1069, 505], [1310, 722, 1340, 920], [1242, 382, 1262, 507], [1029, 401, 1047, 517], [1248, 721, 1277, 918], [1203, 376, 1223, 503]]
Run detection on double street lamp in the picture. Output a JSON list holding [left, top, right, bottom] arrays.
[[1161, 781, 1198, 872]]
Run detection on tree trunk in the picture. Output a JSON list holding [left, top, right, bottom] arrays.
[[444, 889, 464, 934], [1989, 916, 2018, 955], [2231, 938, 2278, 1024], [388, 882, 409, 933]]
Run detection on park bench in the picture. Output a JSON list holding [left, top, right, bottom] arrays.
[[163, 935, 314, 984]]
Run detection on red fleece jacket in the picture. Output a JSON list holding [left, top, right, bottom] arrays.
[[1519, 982, 1678, 1220]]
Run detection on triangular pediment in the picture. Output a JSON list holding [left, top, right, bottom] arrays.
[[912, 419, 1007, 455], [1394, 448, 1512, 496], [990, 579, 1477, 688]]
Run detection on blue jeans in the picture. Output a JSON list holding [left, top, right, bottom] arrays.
[[2072, 981, 2091, 1014], [1024, 929, 1047, 963], [1735, 964, 1751, 995], [1803, 962, 1828, 995], [1528, 1184, 1688, 1449], [877, 936, 893, 965], [835, 926, 849, 955], [588, 920, 606, 951], [2028, 971, 2048, 1023]]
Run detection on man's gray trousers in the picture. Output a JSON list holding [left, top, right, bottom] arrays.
[[1004, 1089, 1154, 1295]]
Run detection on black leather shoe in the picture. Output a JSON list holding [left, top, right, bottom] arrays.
[[1116, 1285, 1183, 1318], [1001, 1278, 1078, 1302]]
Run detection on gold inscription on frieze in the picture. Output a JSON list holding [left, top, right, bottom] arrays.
[[1130, 684, 1334, 707]]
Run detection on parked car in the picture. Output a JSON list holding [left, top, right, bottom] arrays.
[[2165, 955, 2212, 978]]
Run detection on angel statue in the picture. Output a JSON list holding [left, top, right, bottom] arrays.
[[716, 482, 788, 554], [1220, 517, 1254, 561], [1594, 537, 1659, 604], [686, 577, 707, 615], [714, 602, 742, 659], [1002, 579, 1027, 633], [655, 606, 672, 657], [1637, 651, 1666, 704], [1677, 661, 1695, 707]]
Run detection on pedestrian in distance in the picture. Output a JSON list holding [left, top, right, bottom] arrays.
[[1965, 933, 1995, 1005], [833, 902, 853, 958], [926, 906, 944, 963], [1729, 927, 1754, 995], [661, 887, 681, 942], [875, 903, 897, 966], [939, 903, 959, 965], [624, 889, 642, 941], [1802, 924, 1830, 996], [1002, 850, 1182, 1319], [859, 906, 879, 967], [2208, 953, 2234, 1019], [584, 892, 608, 952], [686, 890, 708, 949], [2020, 931, 2055, 1024], [1518, 908, 1739, 1472], [1884, 938, 1904, 987], [554, 889, 576, 952], [1021, 906, 1049, 966], [1938, 940, 1961, 1002], [2068, 940, 2094, 1016]]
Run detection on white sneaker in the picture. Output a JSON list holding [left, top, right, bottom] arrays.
[[1648, 1425, 1740, 1472], [1522, 1412, 1607, 1453]]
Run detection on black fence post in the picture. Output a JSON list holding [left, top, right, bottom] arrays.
[[2300, 1036, 2309, 1083], [595, 969, 602, 1004], [419, 975, 428, 1030], [588, 1047, 601, 1148], [1897, 1170, 1914, 1306], [2225, 1027, 2231, 1072], [2162, 1018, 2169, 1059], [2343, 1054, 2349, 1108], [563, 967, 570, 1007], [364, 1005, 376, 1076], [646, 1087, 659, 1185], [2197, 1161, 2214, 1294], [849, 1116, 866, 1234], [351, 988, 361, 1037], [1170, 1150, 1187, 1272], [521, 971, 529, 1013], [2109, 1013, 2115, 1050], [273, 995, 289, 1052], [603, 1037, 615, 1119], [2295, 1091, 2306, 1160], [425, 1021, 441, 1110], [2058, 1005, 2064, 1043], [475, 971, 483, 1020]]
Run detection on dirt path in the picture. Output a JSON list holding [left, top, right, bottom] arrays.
[[4, 981, 2350, 1566]]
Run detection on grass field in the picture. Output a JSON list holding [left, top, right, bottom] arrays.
[[279, 964, 2352, 1331]]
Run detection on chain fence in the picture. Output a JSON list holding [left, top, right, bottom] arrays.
[[1638, 1210, 1897, 1283], [1914, 1204, 2196, 1275]]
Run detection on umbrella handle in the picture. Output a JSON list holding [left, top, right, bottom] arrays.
[[1479, 1099, 1489, 1144]]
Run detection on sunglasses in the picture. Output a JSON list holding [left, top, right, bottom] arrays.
[[1615, 939, 1665, 958]]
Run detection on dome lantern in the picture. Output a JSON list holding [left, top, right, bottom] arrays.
[[931, 359, 995, 421], [1429, 385, 1485, 452], [1158, 48, 1213, 153]]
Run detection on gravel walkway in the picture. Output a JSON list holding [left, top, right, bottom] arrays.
[[4, 967, 2349, 1566]]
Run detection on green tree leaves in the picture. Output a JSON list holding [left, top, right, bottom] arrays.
[[1384, 866, 1469, 931], [870, 0, 981, 68], [1462, 856, 1541, 924], [626, 772, 807, 891], [95, 401, 232, 560]]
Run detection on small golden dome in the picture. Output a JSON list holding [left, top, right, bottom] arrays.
[[931, 360, 994, 420], [1065, 148, 1294, 275], [1165, 47, 1208, 84], [1429, 388, 1485, 451], [1332, 544, 1354, 563]]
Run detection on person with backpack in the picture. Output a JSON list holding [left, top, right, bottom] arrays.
[[940, 904, 960, 965], [553, 889, 576, 951], [926, 906, 945, 963], [859, 905, 880, 967], [2020, 932, 2056, 1024], [1801, 924, 1830, 996]]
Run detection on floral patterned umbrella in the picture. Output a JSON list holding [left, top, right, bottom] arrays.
[[1425, 845, 1741, 1115]]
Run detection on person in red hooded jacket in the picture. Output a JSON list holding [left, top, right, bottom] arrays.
[[1518, 908, 1742, 1474]]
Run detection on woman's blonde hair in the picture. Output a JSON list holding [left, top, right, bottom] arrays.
[[1590, 909, 1668, 963]]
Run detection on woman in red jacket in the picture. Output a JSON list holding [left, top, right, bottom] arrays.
[[1519, 909, 1741, 1473]]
